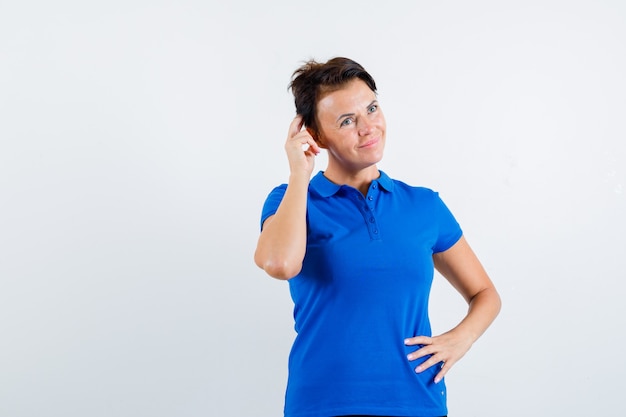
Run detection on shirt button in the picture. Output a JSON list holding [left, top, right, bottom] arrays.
[[373, 229, 379, 234], [368, 196, 373, 201], [373, 184, 378, 189], [369, 217, 375, 223]]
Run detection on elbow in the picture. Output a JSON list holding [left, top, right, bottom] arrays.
[[467, 286, 502, 315], [266, 263, 302, 280], [476, 286, 502, 317], [254, 252, 302, 280], [494, 289, 502, 315]]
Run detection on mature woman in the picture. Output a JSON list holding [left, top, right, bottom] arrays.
[[254, 57, 501, 417]]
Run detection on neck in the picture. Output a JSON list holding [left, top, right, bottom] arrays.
[[323, 164, 380, 196]]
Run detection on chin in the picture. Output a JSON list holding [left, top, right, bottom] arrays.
[[372, 147, 385, 163], [365, 154, 384, 168]]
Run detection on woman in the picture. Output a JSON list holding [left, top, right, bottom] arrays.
[[254, 57, 501, 417]]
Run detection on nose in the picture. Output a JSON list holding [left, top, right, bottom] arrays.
[[358, 118, 374, 136]]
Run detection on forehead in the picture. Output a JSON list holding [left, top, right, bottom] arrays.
[[317, 79, 375, 114]]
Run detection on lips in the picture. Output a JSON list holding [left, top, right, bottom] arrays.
[[358, 138, 380, 148]]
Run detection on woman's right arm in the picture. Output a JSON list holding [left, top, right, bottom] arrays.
[[254, 116, 320, 280]]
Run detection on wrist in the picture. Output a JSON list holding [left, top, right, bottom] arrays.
[[288, 171, 312, 184], [449, 324, 478, 346]]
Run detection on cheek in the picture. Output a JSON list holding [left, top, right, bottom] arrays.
[[375, 112, 386, 127]]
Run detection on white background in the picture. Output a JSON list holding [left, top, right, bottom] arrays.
[[1, 1, 625, 416]]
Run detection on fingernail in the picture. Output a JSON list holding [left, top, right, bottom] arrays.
[[406, 354, 413, 360], [434, 377, 441, 384], [415, 366, 423, 373]]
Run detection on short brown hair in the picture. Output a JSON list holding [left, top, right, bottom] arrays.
[[289, 57, 377, 137]]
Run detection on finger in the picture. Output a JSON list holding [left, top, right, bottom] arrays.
[[303, 148, 318, 158], [406, 344, 436, 361], [302, 144, 321, 157], [306, 137, 321, 154], [287, 133, 318, 154], [289, 115, 304, 138], [289, 131, 320, 152], [434, 361, 452, 384], [405, 336, 432, 346], [414, 355, 444, 374]]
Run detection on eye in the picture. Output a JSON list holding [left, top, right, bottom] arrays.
[[368, 104, 378, 113], [340, 118, 353, 127]]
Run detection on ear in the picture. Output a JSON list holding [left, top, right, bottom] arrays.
[[307, 127, 327, 149]]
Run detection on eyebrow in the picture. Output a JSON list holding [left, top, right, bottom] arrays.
[[336, 100, 378, 123]]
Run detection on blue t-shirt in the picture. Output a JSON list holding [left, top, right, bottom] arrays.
[[260, 171, 463, 417]]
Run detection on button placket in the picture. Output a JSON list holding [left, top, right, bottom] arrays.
[[364, 183, 380, 240], [344, 185, 381, 240]]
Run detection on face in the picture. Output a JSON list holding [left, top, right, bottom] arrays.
[[315, 79, 386, 175]]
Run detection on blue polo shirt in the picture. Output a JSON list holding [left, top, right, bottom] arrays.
[[260, 170, 462, 417]]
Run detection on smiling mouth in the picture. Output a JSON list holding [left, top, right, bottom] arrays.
[[358, 138, 379, 148]]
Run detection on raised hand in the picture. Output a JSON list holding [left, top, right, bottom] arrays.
[[285, 115, 321, 177]]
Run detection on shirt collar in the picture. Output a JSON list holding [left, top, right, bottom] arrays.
[[376, 170, 394, 192], [310, 170, 394, 197]]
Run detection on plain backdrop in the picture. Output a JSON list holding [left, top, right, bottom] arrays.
[[1, 1, 625, 416]]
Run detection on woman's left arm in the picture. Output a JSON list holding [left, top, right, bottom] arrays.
[[405, 236, 501, 383]]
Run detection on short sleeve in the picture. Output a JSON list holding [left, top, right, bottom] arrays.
[[432, 192, 463, 253], [260, 184, 287, 231]]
